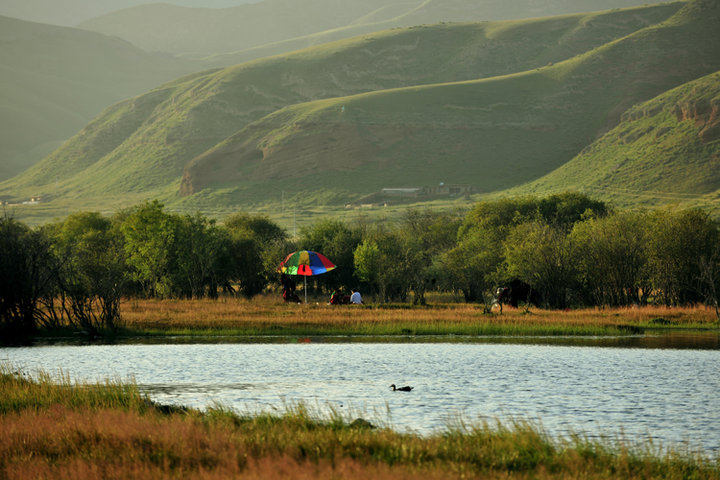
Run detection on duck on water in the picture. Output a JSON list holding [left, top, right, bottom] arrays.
[[390, 384, 413, 392]]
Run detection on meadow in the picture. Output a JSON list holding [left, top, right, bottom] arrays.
[[106, 296, 720, 340], [1, 364, 718, 479]]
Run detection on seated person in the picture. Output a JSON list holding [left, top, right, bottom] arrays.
[[283, 289, 301, 304], [330, 290, 351, 305], [350, 289, 363, 304]]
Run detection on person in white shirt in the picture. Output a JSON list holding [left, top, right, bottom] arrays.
[[350, 289, 363, 304]]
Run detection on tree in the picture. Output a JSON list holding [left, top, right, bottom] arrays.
[[646, 208, 719, 305], [0, 217, 56, 340], [353, 227, 408, 302], [398, 209, 462, 305], [570, 211, 650, 306], [299, 219, 362, 293], [461, 192, 606, 235], [439, 226, 503, 303], [52, 211, 127, 333], [173, 213, 231, 299], [537, 191, 607, 229], [503, 221, 577, 309], [224, 212, 288, 298], [120, 201, 177, 298]]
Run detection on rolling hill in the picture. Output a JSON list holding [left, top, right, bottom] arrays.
[[179, 0, 720, 207], [78, 0, 673, 59], [3, 0, 719, 220], [0, 3, 684, 208], [514, 70, 720, 208], [0, 15, 203, 181]]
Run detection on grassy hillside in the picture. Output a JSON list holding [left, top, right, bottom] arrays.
[[5, 0, 720, 223], [180, 0, 720, 208], [0, 15, 203, 181], [513, 71, 720, 208], [2, 4, 682, 209], [78, 0, 673, 59]]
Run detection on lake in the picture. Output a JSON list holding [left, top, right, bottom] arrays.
[[2, 341, 719, 454]]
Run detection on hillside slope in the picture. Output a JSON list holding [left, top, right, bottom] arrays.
[[516, 70, 720, 207], [78, 0, 673, 58], [180, 0, 720, 207], [2, 4, 683, 205], [0, 15, 202, 181]]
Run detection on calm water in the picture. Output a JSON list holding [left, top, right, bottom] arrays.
[[2, 343, 719, 454]]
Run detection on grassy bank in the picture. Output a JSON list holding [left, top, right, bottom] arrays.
[[106, 297, 719, 339], [1, 366, 718, 480]]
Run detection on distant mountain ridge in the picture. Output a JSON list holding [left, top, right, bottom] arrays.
[[3, 0, 719, 217], [78, 0, 674, 58], [0, 15, 203, 181]]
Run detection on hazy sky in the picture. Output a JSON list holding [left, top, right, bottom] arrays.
[[0, 0, 259, 26]]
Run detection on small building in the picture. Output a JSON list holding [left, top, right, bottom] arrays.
[[381, 187, 423, 197], [428, 184, 473, 196], [22, 196, 43, 205]]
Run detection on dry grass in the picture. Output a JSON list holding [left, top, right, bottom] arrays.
[[116, 295, 719, 338], [1, 367, 717, 480]]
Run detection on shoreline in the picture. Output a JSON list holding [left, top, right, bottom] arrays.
[[7, 298, 719, 347]]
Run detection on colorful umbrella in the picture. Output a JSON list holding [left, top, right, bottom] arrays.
[[277, 250, 336, 302]]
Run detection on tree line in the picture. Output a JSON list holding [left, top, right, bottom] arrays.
[[2, 193, 720, 339]]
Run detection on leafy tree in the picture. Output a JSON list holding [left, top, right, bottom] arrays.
[[174, 213, 231, 299], [439, 226, 503, 303], [460, 196, 540, 234], [298, 219, 362, 294], [353, 227, 408, 302], [398, 209, 462, 305], [52, 212, 127, 332], [225, 213, 286, 245], [570, 211, 651, 306], [646, 208, 719, 305], [120, 201, 178, 298], [503, 221, 577, 309], [697, 241, 720, 320], [537, 191, 607, 229], [0, 217, 56, 340], [461, 192, 606, 235], [224, 212, 288, 298]]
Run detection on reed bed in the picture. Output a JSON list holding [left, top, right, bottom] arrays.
[[1, 366, 717, 480], [115, 296, 719, 339]]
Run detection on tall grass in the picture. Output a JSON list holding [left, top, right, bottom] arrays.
[[0, 364, 146, 414], [112, 296, 719, 339], [1, 367, 718, 479]]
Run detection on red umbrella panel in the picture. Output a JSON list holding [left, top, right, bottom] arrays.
[[277, 250, 336, 276]]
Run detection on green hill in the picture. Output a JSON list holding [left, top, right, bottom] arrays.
[[180, 0, 720, 208], [0, 15, 203, 181], [0, 3, 682, 208], [514, 70, 720, 208], [4, 0, 720, 221], [78, 0, 673, 59]]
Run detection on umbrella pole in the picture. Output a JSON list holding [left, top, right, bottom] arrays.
[[304, 276, 307, 304]]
